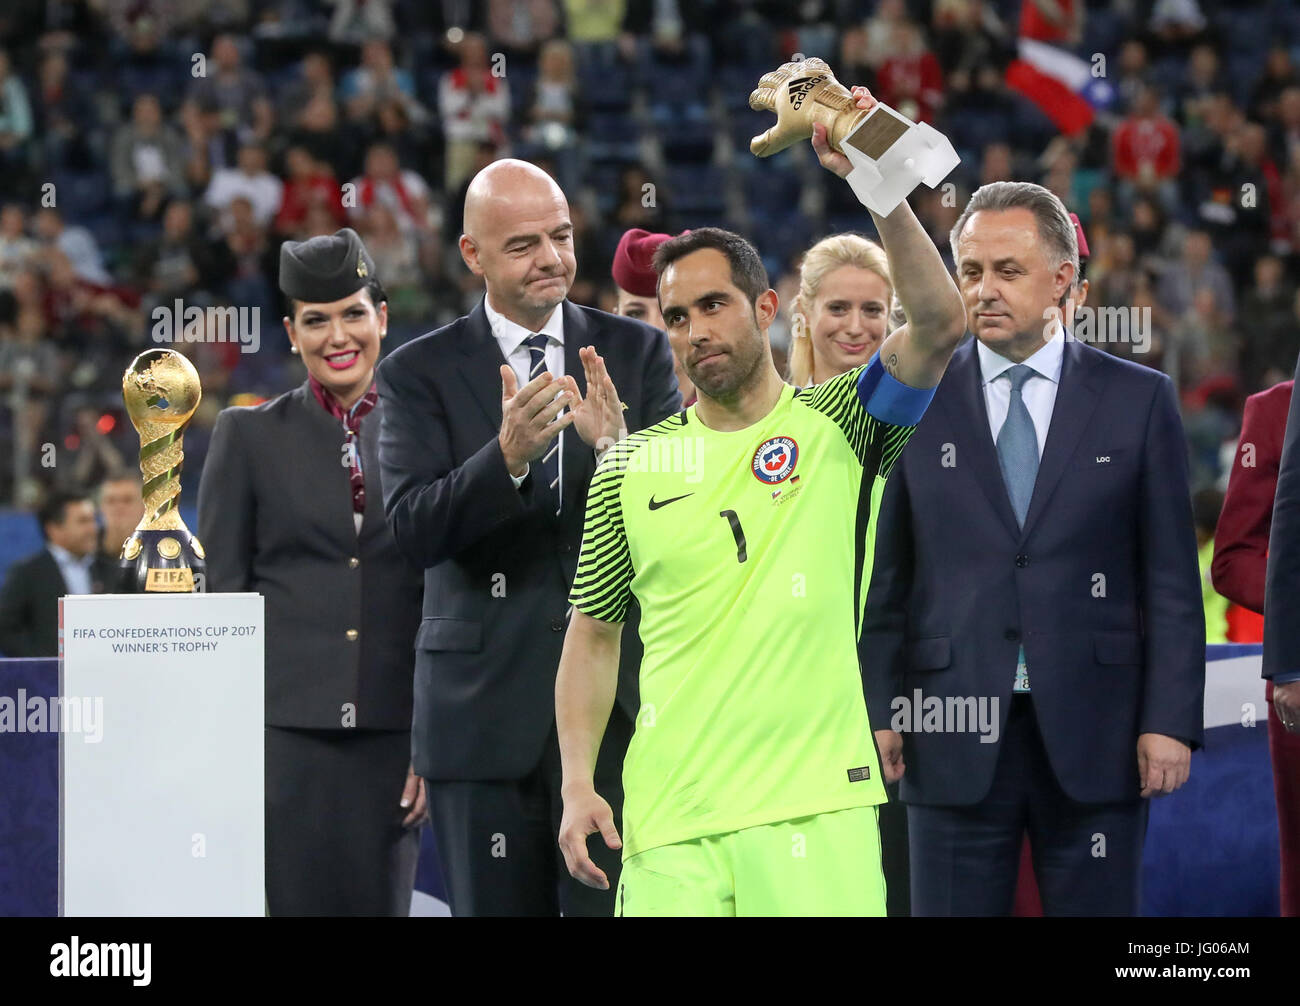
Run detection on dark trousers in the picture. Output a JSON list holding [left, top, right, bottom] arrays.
[[426, 707, 632, 917], [907, 695, 1147, 916], [1267, 680, 1300, 917], [878, 785, 911, 916], [265, 726, 421, 916]]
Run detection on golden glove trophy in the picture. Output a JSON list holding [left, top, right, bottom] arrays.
[[749, 57, 959, 215], [119, 348, 206, 592]]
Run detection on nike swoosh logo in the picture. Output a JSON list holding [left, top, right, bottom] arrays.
[[648, 493, 694, 510]]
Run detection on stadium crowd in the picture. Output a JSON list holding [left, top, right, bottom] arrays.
[[0, 0, 1297, 549]]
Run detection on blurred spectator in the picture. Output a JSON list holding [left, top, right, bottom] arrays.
[[339, 39, 426, 126], [614, 164, 666, 231], [1176, 43, 1223, 128], [278, 50, 335, 124], [489, 0, 561, 60], [204, 141, 284, 227], [1019, 0, 1083, 46], [843, 0, 910, 75], [357, 203, 427, 323], [1271, 86, 1300, 171], [1114, 38, 1150, 113], [180, 94, 239, 192], [187, 33, 274, 140], [284, 90, 352, 175], [97, 470, 144, 563], [0, 203, 37, 289], [33, 48, 93, 171], [1148, 0, 1209, 57], [1112, 84, 1181, 213], [134, 198, 232, 304], [327, 0, 396, 44], [33, 207, 111, 286], [1238, 255, 1296, 393], [275, 145, 345, 237], [1166, 286, 1230, 391], [347, 142, 436, 238], [0, 48, 33, 183], [59, 404, 129, 493], [1158, 229, 1236, 325], [1129, 194, 1185, 274], [0, 490, 114, 657], [110, 93, 189, 221], [980, 142, 1015, 186], [438, 32, 511, 189], [562, 0, 629, 46], [874, 21, 944, 124], [525, 39, 581, 192], [1251, 46, 1297, 125]]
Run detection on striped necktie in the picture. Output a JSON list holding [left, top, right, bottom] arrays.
[[525, 332, 560, 512]]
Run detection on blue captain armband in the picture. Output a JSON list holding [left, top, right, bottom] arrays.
[[857, 351, 936, 427]]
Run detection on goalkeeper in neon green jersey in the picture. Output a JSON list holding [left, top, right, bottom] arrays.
[[555, 88, 967, 916]]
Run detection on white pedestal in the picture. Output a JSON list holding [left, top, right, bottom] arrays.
[[58, 593, 264, 916]]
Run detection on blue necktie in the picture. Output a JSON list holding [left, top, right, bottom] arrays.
[[996, 364, 1039, 527], [525, 333, 561, 513], [996, 364, 1038, 693]]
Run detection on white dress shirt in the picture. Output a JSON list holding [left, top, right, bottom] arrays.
[[976, 326, 1066, 459], [47, 542, 95, 595], [484, 295, 566, 494]]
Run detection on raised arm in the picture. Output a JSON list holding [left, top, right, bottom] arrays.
[[811, 88, 966, 390]]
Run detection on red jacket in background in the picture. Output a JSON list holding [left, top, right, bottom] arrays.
[[1112, 116, 1181, 180], [1213, 380, 1294, 613]]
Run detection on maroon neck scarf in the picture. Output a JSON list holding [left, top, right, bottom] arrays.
[[308, 374, 378, 515]]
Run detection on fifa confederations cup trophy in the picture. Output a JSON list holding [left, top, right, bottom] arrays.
[[119, 348, 207, 593]]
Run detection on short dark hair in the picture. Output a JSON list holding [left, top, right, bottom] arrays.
[[288, 278, 388, 321], [38, 490, 92, 538], [652, 227, 769, 305]]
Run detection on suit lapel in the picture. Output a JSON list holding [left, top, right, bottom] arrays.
[[291, 382, 358, 546], [458, 301, 508, 431], [938, 340, 1020, 538], [561, 302, 594, 516], [1019, 338, 1101, 541]]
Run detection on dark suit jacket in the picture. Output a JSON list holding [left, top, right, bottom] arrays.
[[861, 338, 1205, 806], [0, 548, 117, 657], [1212, 379, 1292, 615], [1265, 357, 1300, 681], [197, 381, 423, 730], [377, 298, 680, 781]]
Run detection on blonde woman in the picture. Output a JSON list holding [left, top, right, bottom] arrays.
[[789, 232, 909, 914], [788, 233, 896, 388]]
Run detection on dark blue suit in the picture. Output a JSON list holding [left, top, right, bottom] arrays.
[[377, 298, 680, 916], [862, 336, 1204, 915]]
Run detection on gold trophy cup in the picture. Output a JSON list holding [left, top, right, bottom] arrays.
[[120, 348, 206, 592]]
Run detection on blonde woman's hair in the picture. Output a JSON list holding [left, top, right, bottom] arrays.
[[788, 233, 894, 388]]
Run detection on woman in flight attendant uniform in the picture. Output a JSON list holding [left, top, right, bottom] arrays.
[[198, 228, 425, 916]]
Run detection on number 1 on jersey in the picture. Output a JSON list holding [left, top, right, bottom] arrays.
[[718, 509, 747, 563]]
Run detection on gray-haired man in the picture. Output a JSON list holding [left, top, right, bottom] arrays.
[[861, 181, 1205, 915]]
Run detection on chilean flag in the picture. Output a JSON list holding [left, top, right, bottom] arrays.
[[1005, 38, 1116, 136]]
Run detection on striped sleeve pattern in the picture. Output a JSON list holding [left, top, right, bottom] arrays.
[[798, 365, 917, 478], [569, 435, 638, 622]]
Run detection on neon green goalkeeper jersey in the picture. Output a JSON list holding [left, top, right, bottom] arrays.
[[570, 353, 934, 857]]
